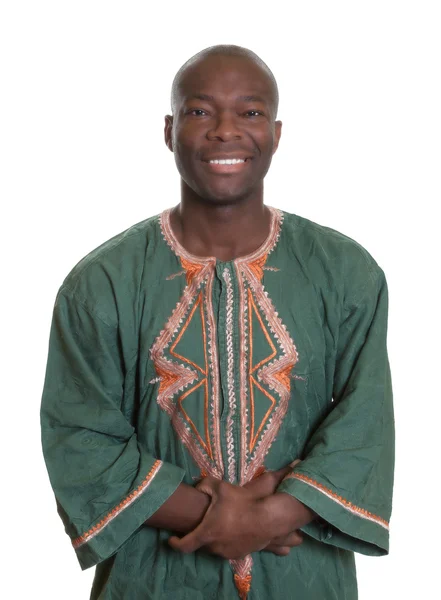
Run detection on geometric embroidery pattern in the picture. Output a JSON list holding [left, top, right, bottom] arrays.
[[234, 231, 299, 486], [152, 206, 299, 599], [150, 257, 224, 480]]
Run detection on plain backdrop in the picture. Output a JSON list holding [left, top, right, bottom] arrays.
[[1, 1, 439, 598]]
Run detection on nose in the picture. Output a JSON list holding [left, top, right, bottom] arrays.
[[206, 110, 242, 142]]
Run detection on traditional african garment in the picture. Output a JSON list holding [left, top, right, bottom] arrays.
[[41, 206, 394, 599]]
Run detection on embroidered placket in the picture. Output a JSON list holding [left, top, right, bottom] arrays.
[[154, 206, 300, 599]]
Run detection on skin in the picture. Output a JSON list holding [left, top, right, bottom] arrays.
[[164, 53, 282, 261], [147, 463, 309, 557], [144, 53, 318, 559]]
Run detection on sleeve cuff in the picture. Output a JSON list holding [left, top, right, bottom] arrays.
[[72, 459, 185, 570], [277, 471, 390, 556]]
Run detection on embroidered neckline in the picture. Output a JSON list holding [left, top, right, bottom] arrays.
[[160, 205, 284, 266]]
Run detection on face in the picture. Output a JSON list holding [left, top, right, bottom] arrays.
[[164, 55, 282, 204]]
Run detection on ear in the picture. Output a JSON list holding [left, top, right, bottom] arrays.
[[164, 115, 174, 152], [272, 120, 282, 155]]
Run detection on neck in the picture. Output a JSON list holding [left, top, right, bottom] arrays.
[[170, 186, 271, 262]]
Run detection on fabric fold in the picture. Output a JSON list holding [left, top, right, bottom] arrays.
[[277, 268, 394, 556], [40, 289, 185, 570]]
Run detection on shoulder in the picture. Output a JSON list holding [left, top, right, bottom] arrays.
[[281, 209, 379, 272], [57, 213, 161, 323], [279, 208, 385, 303]]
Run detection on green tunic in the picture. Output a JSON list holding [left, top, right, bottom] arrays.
[[40, 206, 394, 599]]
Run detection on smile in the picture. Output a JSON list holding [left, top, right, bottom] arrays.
[[202, 159, 250, 173], [201, 157, 251, 173], [208, 158, 246, 165]]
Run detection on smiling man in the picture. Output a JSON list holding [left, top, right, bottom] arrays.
[[41, 45, 395, 599]]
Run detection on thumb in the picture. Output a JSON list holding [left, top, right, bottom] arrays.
[[195, 476, 220, 498]]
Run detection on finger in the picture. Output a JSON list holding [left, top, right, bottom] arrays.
[[195, 476, 220, 497], [264, 544, 291, 556], [271, 465, 294, 485], [168, 485, 220, 555], [245, 468, 294, 498], [273, 530, 304, 547], [275, 458, 301, 477], [245, 459, 302, 497], [274, 465, 292, 479], [244, 472, 281, 497], [270, 459, 302, 486], [168, 528, 207, 554]]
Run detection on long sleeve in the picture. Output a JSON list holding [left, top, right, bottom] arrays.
[[40, 287, 185, 570], [277, 265, 395, 556]]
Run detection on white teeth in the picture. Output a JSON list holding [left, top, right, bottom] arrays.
[[208, 158, 246, 164]]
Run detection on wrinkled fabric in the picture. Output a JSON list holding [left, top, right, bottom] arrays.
[[41, 206, 394, 599]]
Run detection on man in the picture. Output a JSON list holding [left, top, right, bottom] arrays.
[[41, 45, 395, 599]]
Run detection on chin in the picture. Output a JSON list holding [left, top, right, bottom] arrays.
[[199, 194, 246, 207], [197, 184, 256, 206]]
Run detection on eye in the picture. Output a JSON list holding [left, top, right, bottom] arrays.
[[244, 110, 263, 117], [187, 109, 207, 116]]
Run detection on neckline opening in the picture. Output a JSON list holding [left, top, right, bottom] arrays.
[[160, 205, 284, 266]]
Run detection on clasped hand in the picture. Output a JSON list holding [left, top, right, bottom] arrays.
[[169, 461, 307, 560]]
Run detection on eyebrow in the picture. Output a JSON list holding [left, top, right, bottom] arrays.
[[188, 93, 267, 104], [238, 95, 266, 103]]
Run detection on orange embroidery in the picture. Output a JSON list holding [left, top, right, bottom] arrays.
[[178, 378, 212, 458], [155, 211, 224, 479], [248, 289, 277, 373], [234, 574, 252, 600], [72, 460, 162, 549], [155, 364, 182, 396], [158, 207, 292, 600], [180, 257, 205, 285], [248, 254, 267, 282], [235, 214, 298, 484], [286, 472, 389, 530], [170, 290, 213, 459], [248, 288, 279, 452], [231, 555, 253, 600], [170, 291, 207, 376], [273, 363, 294, 393], [249, 375, 276, 451]]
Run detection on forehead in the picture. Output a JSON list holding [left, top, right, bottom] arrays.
[[177, 55, 275, 105]]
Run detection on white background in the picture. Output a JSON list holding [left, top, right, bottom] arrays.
[[1, 1, 439, 598]]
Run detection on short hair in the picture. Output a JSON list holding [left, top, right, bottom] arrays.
[[170, 44, 279, 118]]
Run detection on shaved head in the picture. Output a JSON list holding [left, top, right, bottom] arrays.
[[170, 44, 279, 119]]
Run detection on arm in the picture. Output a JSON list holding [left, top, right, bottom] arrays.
[[41, 288, 185, 570], [41, 286, 302, 567], [144, 483, 210, 533], [276, 266, 395, 556], [144, 464, 301, 534], [166, 467, 318, 559]]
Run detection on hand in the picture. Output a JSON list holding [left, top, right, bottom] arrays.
[[244, 459, 305, 556], [169, 476, 277, 559], [243, 459, 301, 498], [264, 530, 304, 556], [169, 460, 306, 560]]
